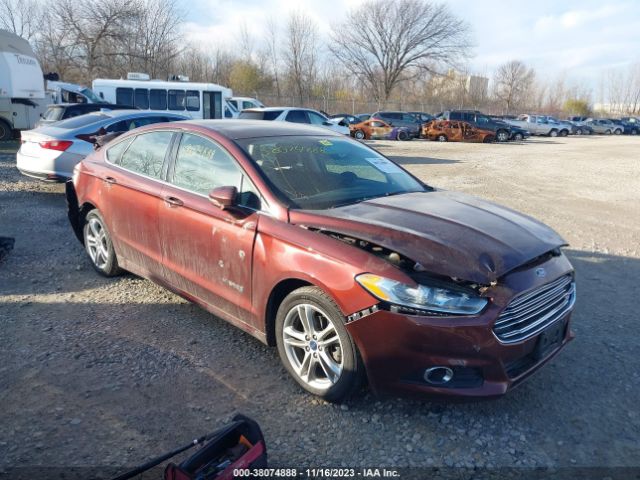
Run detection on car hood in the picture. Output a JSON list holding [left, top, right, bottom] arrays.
[[292, 190, 566, 284]]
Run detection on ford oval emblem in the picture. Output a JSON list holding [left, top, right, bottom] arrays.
[[535, 267, 546, 278]]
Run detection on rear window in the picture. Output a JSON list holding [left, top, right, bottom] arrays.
[[239, 110, 283, 121], [54, 113, 110, 129], [43, 107, 65, 121]]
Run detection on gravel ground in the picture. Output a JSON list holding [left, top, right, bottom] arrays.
[[1, 136, 639, 476]]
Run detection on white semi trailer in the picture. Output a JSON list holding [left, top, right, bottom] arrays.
[[0, 29, 47, 140]]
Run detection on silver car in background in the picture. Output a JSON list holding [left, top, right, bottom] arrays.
[[17, 110, 188, 181], [585, 118, 623, 135]]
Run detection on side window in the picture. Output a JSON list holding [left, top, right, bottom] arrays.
[[168, 90, 186, 110], [286, 110, 309, 123], [106, 136, 134, 163], [371, 121, 385, 127], [185, 90, 200, 111], [149, 89, 167, 109], [307, 112, 327, 125], [134, 89, 149, 109], [171, 133, 261, 209], [115, 88, 133, 106], [242, 101, 254, 109], [118, 131, 173, 179]]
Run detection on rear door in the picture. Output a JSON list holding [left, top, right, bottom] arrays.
[[159, 132, 262, 324], [102, 130, 175, 277]]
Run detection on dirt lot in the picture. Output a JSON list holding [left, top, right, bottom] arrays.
[[1, 136, 639, 476]]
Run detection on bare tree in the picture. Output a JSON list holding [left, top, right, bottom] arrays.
[[125, 0, 184, 79], [52, 0, 140, 82], [264, 16, 282, 99], [493, 60, 535, 114], [284, 11, 319, 105], [0, 0, 45, 41], [329, 0, 471, 102]]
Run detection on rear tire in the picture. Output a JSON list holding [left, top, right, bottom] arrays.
[[513, 132, 524, 141], [437, 134, 447, 142], [83, 210, 122, 277], [275, 286, 364, 402], [614, 128, 622, 135], [549, 129, 558, 137], [560, 129, 568, 137], [354, 130, 365, 140], [575, 128, 583, 135], [397, 130, 409, 141], [605, 129, 611, 135], [483, 135, 495, 143], [0, 119, 12, 141]]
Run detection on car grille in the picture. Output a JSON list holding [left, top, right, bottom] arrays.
[[493, 274, 575, 343]]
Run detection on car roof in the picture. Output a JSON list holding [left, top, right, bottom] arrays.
[[242, 107, 313, 112], [182, 120, 342, 139], [83, 109, 184, 118]]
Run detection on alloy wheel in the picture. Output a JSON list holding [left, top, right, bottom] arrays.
[[85, 217, 110, 270], [282, 303, 344, 390]]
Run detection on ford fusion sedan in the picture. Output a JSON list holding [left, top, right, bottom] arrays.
[[66, 120, 576, 402], [17, 110, 188, 181]]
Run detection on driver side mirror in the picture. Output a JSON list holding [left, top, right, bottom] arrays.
[[209, 186, 237, 210]]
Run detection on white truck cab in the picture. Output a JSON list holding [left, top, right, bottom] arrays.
[[229, 96, 265, 111]]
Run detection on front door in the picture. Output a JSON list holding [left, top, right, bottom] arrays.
[[102, 130, 175, 278], [159, 132, 262, 324], [203, 91, 222, 119]]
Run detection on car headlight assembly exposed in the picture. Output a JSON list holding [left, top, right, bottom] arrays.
[[355, 273, 487, 316]]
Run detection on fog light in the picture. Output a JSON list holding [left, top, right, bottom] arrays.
[[424, 366, 454, 385]]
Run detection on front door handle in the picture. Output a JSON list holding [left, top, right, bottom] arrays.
[[104, 176, 117, 185], [165, 196, 184, 207]]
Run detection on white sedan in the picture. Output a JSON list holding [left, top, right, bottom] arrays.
[[17, 110, 188, 181], [238, 107, 350, 135]]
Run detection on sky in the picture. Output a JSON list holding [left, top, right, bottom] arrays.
[[180, 0, 640, 97]]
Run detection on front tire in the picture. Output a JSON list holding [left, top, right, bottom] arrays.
[[614, 128, 622, 135], [496, 130, 509, 142], [275, 286, 364, 402], [605, 129, 611, 135], [354, 130, 365, 140], [437, 134, 447, 142], [397, 130, 409, 141], [575, 128, 583, 135], [513, 132, 524, 141], [549, 129, 558, 137], [83, 210, 122, 277]]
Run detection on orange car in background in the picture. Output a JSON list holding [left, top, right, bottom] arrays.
[[350, 119, 411, 141], [423, 120, 495, 143]]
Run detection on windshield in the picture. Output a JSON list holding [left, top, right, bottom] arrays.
[[237, 136, 426, 210], [80, 88, 102, 103], [54, 113, 109, 129]]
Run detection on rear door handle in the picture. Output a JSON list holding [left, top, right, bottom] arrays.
[[104, 176, 117, 185], [164, 196, 184, 207]]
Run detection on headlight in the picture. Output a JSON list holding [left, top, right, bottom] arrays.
[[355, 273, 487, 315]]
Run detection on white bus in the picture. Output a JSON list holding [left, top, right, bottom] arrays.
[[92, 76, 236, 120]]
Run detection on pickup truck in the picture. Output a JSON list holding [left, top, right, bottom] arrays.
[[506, 114, 570, 137]]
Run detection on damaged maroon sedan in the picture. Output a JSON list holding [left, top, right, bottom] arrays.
[[66, 120, 576, 402]]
